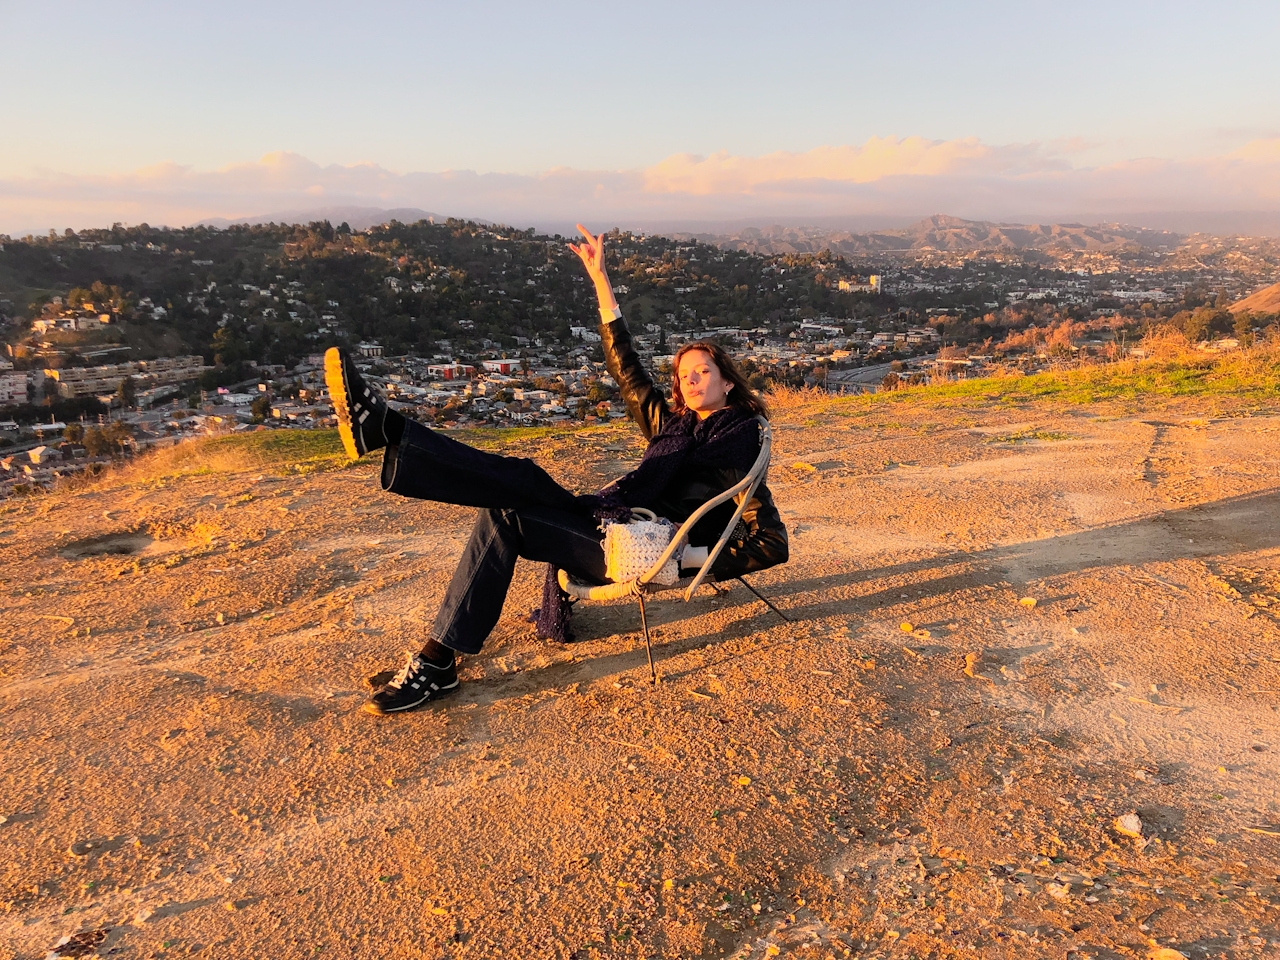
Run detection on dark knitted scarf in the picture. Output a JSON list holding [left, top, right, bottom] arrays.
[[535, 406, 760, 642]]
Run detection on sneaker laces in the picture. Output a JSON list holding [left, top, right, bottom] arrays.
[[386, 652, 423, 690]]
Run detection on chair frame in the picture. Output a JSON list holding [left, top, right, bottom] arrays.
[[557, 415, 773, 681]]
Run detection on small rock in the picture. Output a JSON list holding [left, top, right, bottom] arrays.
[[963, 652, 991, 682], [68, 841, 95, 857], [215, 613, 225, 625], [1148, 949, 1188, 960], [1019, 597, 1038, 608], [1115, 813, 1144, 838], [1045, 881, 1071, 900], [47, 927, 108, 957], [899, 622, 914, 633]]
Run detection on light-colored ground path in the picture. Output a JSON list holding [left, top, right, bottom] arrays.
[[1, 399, 1278, 959]]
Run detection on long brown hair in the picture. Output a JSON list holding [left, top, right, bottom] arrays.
[[671, 341, 769, 419]]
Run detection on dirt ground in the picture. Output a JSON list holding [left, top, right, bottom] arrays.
[[2, 395, 1279, 959]]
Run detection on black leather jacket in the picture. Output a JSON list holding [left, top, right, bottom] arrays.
[[600, 316, 789, 581]]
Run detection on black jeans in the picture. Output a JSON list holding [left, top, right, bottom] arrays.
[[381, 419, 607, 655]]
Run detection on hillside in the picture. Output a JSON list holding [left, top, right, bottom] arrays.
[[1230, 281, 1280, 315], [2, 372, 1278, 958], [677, 215, 1183, 258], [197, 206, 446, 232]]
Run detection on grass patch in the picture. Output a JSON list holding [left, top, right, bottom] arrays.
[[97, 422, 629, 490], [452, 424, 586, 450], [96, 429, 349, 487], [767, 342, 1280, 419], [198, 429, 347, 471], [452, 421, 636, 452], [880, 350, 1280, 406], [987, 430, 1074, 444]]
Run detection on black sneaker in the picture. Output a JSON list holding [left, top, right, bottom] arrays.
[[363, 652, 459, 715], [324, 346, 388, 460]]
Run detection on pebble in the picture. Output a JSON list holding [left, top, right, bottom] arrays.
[[1019, 597, 1038, 608], [1115, 813, 1144, 838]]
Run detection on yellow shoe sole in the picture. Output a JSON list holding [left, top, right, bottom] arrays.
[[324, 347, 361, 460]]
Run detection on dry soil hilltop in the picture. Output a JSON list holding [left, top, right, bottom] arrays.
[[1230, 282, 1280, 316], [2, 374, 1279, 959]]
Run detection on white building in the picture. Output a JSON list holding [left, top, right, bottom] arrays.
[[0, 372, 29, 405]]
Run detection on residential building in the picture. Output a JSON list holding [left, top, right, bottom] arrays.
[[43, 356, 206, 398], [0, 372, 28, 405], [426, 363, 475, 381]]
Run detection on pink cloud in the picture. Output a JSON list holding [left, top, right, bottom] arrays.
[[2, 138, 1278, 234]]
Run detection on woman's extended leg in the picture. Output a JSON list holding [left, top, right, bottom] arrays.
[[381, 419, 580, 513], [326, 345, 580, 513], [364, 505, 607, 715]]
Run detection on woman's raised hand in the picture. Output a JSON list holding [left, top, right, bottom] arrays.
[[568, 224, 618, 310]]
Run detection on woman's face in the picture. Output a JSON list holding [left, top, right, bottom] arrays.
[[677, 349, 732, 418]]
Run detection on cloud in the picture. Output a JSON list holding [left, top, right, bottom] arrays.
[[641, 137, 1061, 195], [2, 137, 1279, 235]]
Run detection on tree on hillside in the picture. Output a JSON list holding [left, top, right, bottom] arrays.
[[1233, 310, 1260, 346], [82, 426, 109, 457], [117, 376, 136, 409], [251, 394, 272, 422]]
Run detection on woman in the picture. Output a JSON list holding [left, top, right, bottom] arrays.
[[326, 226, 788, 715]]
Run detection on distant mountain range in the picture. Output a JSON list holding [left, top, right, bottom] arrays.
[[198, 205, 451, 231], [671, 214, 1184, 257], [192, 207, 1201, 257]]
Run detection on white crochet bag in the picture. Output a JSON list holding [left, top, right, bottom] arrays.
[[603, 508, 680, 586]]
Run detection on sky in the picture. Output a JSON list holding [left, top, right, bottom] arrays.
[[2, 0, 1280, 234]]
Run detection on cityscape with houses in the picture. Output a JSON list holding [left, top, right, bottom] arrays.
[[2, 216, 1278, 497]]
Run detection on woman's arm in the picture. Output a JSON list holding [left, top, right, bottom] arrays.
[[567, 224, 621, 319], [569, 225, 670, 440]]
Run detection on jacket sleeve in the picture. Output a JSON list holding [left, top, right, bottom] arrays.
[[598, 315, 670, 441], [708, 480, 789, 580]]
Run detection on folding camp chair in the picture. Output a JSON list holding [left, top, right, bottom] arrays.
[[557, 415, 775, 683]]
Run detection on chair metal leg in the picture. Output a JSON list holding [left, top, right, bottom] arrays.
[[737, 576, 791, 622], [637, 592, 657, 685]]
